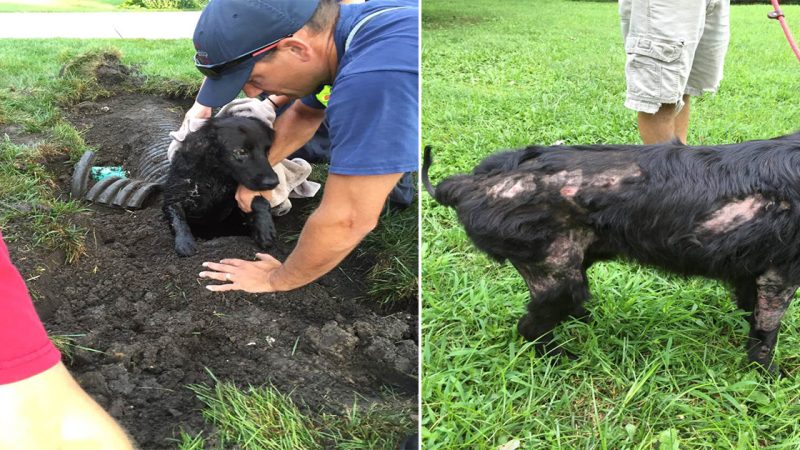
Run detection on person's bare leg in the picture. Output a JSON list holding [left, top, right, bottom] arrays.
[[0, 362, 135, 450], [673, 94, 691, 144], [637, 102, 678, 144]]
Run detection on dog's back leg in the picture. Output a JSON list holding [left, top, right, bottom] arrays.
[[164, 203, 198, 257], [512, 262, 590, 357], [746, 269, 797, 374], [512, 231, 593, 357], [513, 233, 594, 356], [248, 196, 277, 250]]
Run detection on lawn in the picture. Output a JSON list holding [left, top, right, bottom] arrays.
[[422, 0, 800, 449], [0, 0, 125, 12]]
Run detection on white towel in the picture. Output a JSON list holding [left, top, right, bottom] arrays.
[[269, 158, 321, 216]]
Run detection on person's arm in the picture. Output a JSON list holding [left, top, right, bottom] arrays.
[[0, 363, 135, 450], [0, 231, 134, 449], [268, 100, 326, 165], [235, 100, 326, 212], [200, 172, 402, 292]]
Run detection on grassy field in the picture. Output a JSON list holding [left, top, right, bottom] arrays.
[[1, 38, 416, 448], [0, 0, 125, 12], [422, 1, 800, 449]]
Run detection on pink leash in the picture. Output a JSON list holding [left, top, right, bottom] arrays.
[[769, 0, 800, 63]]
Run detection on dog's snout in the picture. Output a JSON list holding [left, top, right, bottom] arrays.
[[252, 173, 279, 191], [261, 178, 279, 190]]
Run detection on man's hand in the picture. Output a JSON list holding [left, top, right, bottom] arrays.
[[216, 98, 276, 128], [200, 173, 403, 294], [168, 101, 212, 160], [199, 253, 284, 293], [236, 184, 273, 213], [185, 100, 213, 121]]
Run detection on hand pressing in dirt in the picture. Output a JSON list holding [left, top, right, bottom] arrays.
[[199, 253, 285, 292]]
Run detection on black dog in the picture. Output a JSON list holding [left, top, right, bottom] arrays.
[[423, 132, 800, 373], [163, 116, 279, 257]]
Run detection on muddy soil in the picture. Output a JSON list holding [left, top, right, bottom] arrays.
[[7, 88, 418, 448]]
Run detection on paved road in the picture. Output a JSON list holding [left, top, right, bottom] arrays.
[[0, 12, 201, 38]]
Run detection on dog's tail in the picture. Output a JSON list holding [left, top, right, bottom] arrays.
[[422, 146, 467, 208]]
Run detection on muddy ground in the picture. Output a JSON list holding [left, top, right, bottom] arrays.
[[6, 81, 418, 447]]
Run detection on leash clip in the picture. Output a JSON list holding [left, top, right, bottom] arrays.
[[769, 9, 785, 20]]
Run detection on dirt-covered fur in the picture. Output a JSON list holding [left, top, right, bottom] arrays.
[[423, 132, 800, 373], [163, 116, 279, 257]]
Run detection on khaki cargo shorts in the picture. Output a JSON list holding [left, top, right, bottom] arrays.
[[619, 0, 730, 113]]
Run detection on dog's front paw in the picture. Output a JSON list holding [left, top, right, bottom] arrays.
[[175, 236, 198, 257], [249, 196, 277, 249], [252, 224, 276, 250]]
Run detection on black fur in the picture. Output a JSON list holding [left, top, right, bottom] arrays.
[[424, 132, 800, 373], [163, 116, 279, 257]]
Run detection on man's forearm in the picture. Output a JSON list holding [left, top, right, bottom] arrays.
[[270, 208, 375, 291], [268, 101, 326, 165]]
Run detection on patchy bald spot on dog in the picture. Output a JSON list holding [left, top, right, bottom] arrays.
[[754, 269, 796, 332], [700, 195, 765, 233], [541, 169, 583, 198], [545, 231, 595, 267], [487, 174, 537, 199], [589, 165, 642, 189], [516, 266, 583, 295]]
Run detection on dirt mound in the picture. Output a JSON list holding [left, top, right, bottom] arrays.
[[10, 70, 417, 446]]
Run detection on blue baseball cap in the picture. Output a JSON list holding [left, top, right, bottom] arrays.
[[193, 0, 320, 107]]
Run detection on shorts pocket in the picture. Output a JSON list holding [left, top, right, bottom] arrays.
[[625, 37, 685, 103]]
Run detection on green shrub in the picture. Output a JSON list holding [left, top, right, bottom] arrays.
[[121, 0, 207, 10]]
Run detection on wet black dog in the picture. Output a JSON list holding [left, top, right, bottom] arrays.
[[424, 132, 800, 373], [163, 116, 278, 257]]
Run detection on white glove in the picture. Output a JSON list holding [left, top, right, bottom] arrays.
[[215, 98, 276, 129], [167, 118, 208, 161]]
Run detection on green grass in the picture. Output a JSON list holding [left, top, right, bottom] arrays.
[[422, 0, 800, 448], [50, 333, 104, 362], [363, 193, 420, 307], [179, 372, 415, 450], [0, 0, 125, 13]]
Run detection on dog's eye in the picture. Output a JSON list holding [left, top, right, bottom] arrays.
[[233, 148, 247, 158]]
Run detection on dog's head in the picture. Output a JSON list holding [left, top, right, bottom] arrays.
[[209, 116, 279, 191]]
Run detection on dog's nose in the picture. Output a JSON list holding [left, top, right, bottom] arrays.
[[256, 176, 279, 190]]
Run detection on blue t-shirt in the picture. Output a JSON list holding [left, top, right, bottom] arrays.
[[300, 0, 419, 176]]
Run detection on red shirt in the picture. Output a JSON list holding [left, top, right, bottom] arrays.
[[0, 230, 61, 384]]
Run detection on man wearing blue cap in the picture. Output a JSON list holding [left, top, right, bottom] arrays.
[[181, 0, 418, 293]]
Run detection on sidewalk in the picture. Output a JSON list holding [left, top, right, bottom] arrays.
[[0, 12, 201, 39]]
